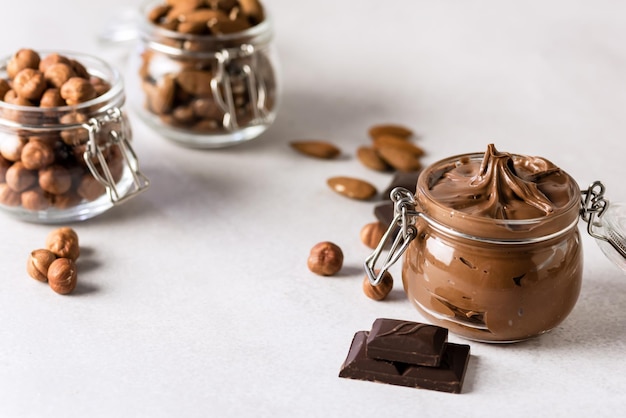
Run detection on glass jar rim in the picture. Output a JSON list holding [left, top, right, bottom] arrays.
[[416, 151, 582, 240], [0, 50, 124, 129], [138, 0, 274, 55]]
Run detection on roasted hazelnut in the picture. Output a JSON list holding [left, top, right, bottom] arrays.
[[362, 271, 393, 301], [21, 140, 55, 170], [7, 49, 41, 79], [3, 89, 33, 107], [0, 134, 26, 161], [69, 59, 90, 79], [60, 77, 96, 105], [5, 162, 36, 192], [45, 227, 80, 260], [44, 63, 76, 89], [39, 165, 72, 195], [47, 257, 77, 295], [59, 112, 89, 145], [21, 188, 51, 211], [360, 221, 387, 249], [77, 174, 105, 201], [39, 88, 65, 108], [0, 183, 21, 206], [26, 249, 57, 282], [52, 191, 82, 209], [90, 76, 111, 97], [38, 53, 71, 74], [0, 79, 10, 101], [307, 241, 344, 276], [0, 154, 9, 182], [13, 68, 47, 101]]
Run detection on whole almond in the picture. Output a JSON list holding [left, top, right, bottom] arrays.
[[327, 176, 377, 200], [360, 221, 387, 249], [373, 135, 424, 157], [356, 146, 389, 171], [368, 124, 413, 140], [376, 147, 422, 172], [290, 141, 341, 159], [176, 70, 213, 97]]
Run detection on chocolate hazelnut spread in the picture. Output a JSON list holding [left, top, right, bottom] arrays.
[[402, 145, 583, 342]]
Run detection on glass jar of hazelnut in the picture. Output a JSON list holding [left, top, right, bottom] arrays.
[[127, 0, 280, 148], [0, 50, 149, 223]]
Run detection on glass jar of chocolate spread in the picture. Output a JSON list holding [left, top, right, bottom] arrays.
[[0, 50, 149, 223], [365, 144, 626, 342], [126, 0, 280, 148]]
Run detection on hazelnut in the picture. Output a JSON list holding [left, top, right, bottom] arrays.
[[44, 63, 76, 89], [0, 183, 21, 206], [39, 165, 72, 195], [69, 59, 90, 79], [21, 140, 55, 170], [52, 191, 82, 209], [0, 154, 9, 182], [45, 227, 80, 260], [0, 134, 26, 161], [59, 112, 89, 145], [38, 53, 71, 74], [26, 249, 57, 282], [307, 241, 344, 276], [39, 88, 65, 108], [5, 162, 36, 192], [7, 49, 41, 79], [47, 258, 77, 295], [362, 271, 393, 301], [0, 79, 10, 101], [21, 188, 51, 211], [90, 76, 111, 97], [77, 174, 105, 201], [360, 221, 387, 249], [60, 77, 96, 105], [3, 89, 33, 106], [13, 68, 47, 101]]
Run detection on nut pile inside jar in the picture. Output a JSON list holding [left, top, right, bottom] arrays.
[[0, 49, 124, 212], [138, 0, 277, 136]]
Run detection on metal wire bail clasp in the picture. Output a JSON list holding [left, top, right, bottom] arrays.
[[364, 187, 420, 286], [83, 107, 150, 205], [211, 44, 270, 131], [580, 181, 626, 260]]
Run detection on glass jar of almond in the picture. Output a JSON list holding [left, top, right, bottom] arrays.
[[127, 0, 280, 148], [0, 50, 149, 223]]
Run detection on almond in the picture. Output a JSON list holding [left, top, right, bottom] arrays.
[[368, 124, 413, 140], [176, 70, 213, 97], [376, 146, 422, 172], [327, 176, 377, 200], [356, 146, 389, 171], [373, 135, 424, 157], [290, 141, 340, 159]]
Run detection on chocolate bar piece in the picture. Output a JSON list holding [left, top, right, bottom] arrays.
[[382, 171, 421, 199], [366, 318, 448, 366], [339, 331, 470, 394]]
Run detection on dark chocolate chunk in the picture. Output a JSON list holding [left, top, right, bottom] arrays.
[[374, 201, 395, 229], [382, 171, 421, 200], [339, 331, 470, 394], [366, 318, 448, 366]]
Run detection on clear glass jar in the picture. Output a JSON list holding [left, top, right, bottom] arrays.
[[0, 52, 149, 223], [127, 0, 280, 148], [366, 151, 583, 343]]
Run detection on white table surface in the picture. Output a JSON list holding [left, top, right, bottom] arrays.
[[1, 1, 625, 417]]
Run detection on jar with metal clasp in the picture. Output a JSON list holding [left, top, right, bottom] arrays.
[[125, 0, 280, 148], [365, 145, 626, 342], [0, 51, 149, 223]]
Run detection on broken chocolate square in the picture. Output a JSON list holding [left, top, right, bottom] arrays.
[[366, 318, 448, 366], [339, 331, 470, 394]]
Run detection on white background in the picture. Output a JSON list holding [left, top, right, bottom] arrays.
[[1, 1, 625, 417]]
